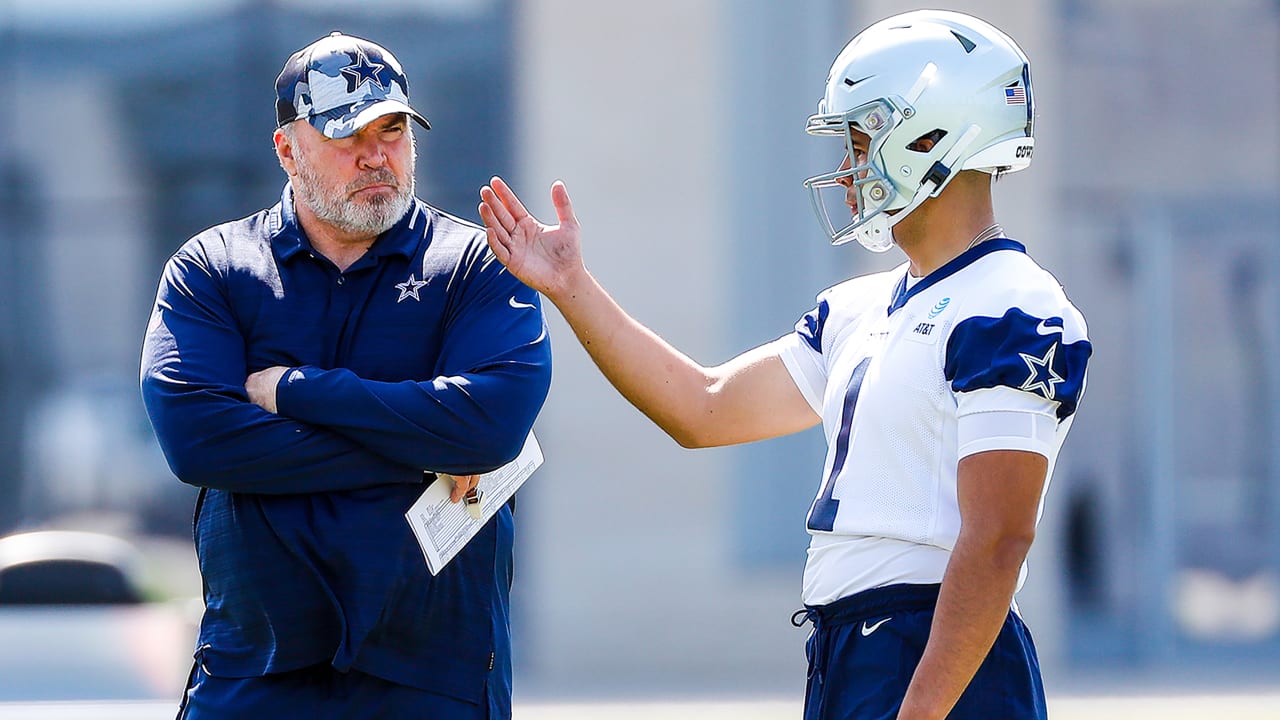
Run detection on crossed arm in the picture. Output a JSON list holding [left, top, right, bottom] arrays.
[[141, 242, 549, 497], [243, 366, 478, 502]]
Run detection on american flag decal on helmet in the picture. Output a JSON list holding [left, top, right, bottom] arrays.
[[1004, 86, 1027, 105]]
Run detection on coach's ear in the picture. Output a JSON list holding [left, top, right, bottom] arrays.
[[274, 127, 298, 176]]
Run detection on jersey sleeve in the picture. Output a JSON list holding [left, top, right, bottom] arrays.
[[274, 244, 553, 475], [955, 386, 1061, 459], [769, 297, 831, 415], [943, 286, 1091, 421]]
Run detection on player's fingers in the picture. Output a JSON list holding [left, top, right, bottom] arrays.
[[477, 199, 497, 234], [490, 176, 533, 223], [479, 207, 513, 264], [480, 185, 517, 233], [478, 198, 512, 249], [482, 225, 512, 264], [551, 180, 579, 228]]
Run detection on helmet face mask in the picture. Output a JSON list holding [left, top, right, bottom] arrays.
[[804, 10, 1035, 251], [803, 98, 911, 252]]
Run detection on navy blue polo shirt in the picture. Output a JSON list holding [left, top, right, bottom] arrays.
[[140, 184, 552, 709]]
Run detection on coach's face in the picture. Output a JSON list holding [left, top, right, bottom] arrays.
[[277, 113, 416, 238]]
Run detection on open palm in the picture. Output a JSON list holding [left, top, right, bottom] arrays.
[[479, 176, 582, 298]]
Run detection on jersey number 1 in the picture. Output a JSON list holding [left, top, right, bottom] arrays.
[[807, 356, 870, 532]]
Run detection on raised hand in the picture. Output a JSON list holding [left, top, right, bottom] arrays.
[[479, 176, 583, 299]]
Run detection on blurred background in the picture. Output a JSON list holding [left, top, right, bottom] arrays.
[[0, 0, 1278, 716]]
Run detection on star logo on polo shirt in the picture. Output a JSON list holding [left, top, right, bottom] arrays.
[[341, 48, 388, 93], [1019, 343, 1064, 400], [395, 273, 428, 303]]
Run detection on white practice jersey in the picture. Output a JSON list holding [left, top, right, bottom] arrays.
[[771, 239, 1091, 606]]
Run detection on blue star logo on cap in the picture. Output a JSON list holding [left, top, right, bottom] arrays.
[[341, 48, 388, 93]]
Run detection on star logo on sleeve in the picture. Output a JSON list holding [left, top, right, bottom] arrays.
[[341, 49, 388, 93], [1019, 343, 1065, 400], [395, 273, 428, 303]]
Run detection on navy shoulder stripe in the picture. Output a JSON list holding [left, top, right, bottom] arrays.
[[945, 307, 1091, 420], [796, 298, 830, 354]]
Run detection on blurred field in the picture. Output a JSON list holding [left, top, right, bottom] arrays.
[[517, 694, 1280, 719], [4, 693, 1280, 719]]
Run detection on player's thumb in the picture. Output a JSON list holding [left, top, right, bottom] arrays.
[[551, 180, 579, 228]]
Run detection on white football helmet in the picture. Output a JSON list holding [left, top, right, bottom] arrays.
[[804, 10, 1035, 251]]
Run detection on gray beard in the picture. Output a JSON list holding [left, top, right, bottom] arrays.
[[292, 154, 415, 237]]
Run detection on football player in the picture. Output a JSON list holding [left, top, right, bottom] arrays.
[[479, 10, 1090, 719]]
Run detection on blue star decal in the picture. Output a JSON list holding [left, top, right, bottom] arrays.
[[395, 274, 428, 303], [341, 49, 388, 93], [1018, 343, 1065, 400]]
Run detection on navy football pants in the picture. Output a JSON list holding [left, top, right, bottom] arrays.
[[797, 583, 1047, 720], [176, 662, 490, 720]]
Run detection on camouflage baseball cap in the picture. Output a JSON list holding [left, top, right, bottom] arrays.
[[275, 31, 431, 139]]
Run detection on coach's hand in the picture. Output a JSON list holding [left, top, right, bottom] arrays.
[[479, 176, 583, 300], [443, 474, 480, 503], [246, 366, 288, 414]]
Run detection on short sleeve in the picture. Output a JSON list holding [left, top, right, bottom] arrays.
[[955, 386, 1060, 459], [768, 298, 832, 415], [944, 307, 1091, 420]]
